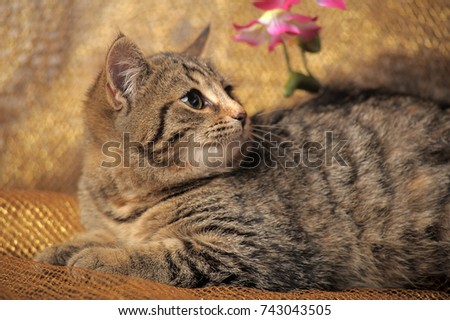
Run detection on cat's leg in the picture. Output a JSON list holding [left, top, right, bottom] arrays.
[[35, 230, 117, 266], [66, 238, 248, 287]]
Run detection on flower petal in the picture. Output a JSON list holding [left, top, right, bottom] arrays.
[[260, 10, 304, 35], [316, 0, 346, 10], [233, 20, 260, 31], [284, 13, 318, 23], [297, 23, 321, 41], [232, 23, 270, 47], [288, 15, 321, 40], [267, 20, 300, 36], [268, 35, 283, 51], [253, 0, 300, 11]]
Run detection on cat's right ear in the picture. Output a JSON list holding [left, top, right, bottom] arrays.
[[182, 25, 210, 57], [105, 34, 149, 110]]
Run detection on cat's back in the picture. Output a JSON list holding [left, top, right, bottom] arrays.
[[221, 89, 450, 289], [254, 89, 450, 149], [250, 89, 450, 237]]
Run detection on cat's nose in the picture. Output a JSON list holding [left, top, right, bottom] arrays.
[[234, 112, 247, 127]]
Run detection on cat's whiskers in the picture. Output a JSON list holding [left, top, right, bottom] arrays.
[[252, 109, 282, 118], [252, 127, 297, 166], [251, 127, 288, 141], [252, 123, 297, 130], [205, 121, 245, 145], [250, 131, 287, 171]]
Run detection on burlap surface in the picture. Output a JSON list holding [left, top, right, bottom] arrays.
[[0, 0, 449, 299], [1, 190, 449, 299], [2, 254, 448, 300]]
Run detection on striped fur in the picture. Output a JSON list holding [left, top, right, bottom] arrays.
[[36, 33, 450, 291]]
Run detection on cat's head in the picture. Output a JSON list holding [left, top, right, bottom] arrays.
[[85, 26, 251, 189]]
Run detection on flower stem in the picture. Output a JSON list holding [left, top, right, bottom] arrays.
[[301, 47, 312, 76], [281, 41, 293, 73]]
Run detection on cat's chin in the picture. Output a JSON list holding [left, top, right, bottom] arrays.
[[192, 138, 249, 172], [190, 118, 252, 172]]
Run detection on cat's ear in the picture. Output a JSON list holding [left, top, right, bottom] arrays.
[[105, 34, 149, 110], [182, 25, 210, 57]]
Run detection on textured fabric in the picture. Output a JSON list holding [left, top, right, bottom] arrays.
[[1, 254, 449, 300], [0, 190, 449, 299], [0, 190, 83, 259], [0, 0, 449, 193]]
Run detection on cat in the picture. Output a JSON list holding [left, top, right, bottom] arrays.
[[35, 27, 450, 292]]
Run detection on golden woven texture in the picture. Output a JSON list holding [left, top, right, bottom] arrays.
[[0, 0, 449, 193], [1, 190, 449, 299], [2, 255, 449, 300], [0, 189, 83, 259]]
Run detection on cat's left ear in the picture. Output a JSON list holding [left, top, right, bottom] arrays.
[[105, 34, 150, 110], [182, 25, 210, 57]]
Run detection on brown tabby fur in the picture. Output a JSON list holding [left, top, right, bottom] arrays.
[[36, 29, 450, 292]]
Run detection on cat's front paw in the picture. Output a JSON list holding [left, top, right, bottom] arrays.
[[67, 247, 130, 275], [35, 244, 81, 266]]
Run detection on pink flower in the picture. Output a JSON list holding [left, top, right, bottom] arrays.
[[232, 0, 346, 51], [316, 0, 346, 10], [254, 0, 346, 10], [253, 0, 299, 10], [233, 9, 320, 51]]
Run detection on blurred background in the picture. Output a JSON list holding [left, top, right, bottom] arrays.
[[0, 0, 449, 194]]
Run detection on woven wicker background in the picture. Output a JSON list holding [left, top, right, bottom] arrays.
[[1, 0, 449, 193]]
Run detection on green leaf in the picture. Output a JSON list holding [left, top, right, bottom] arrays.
[[284, 71, 321, 97], [298, 35, 321, 53]]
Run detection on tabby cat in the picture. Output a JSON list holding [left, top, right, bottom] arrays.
[[35, 27, 450, 292]]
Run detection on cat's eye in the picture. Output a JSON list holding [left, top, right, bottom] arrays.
[[181, 89, 205, 110]]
